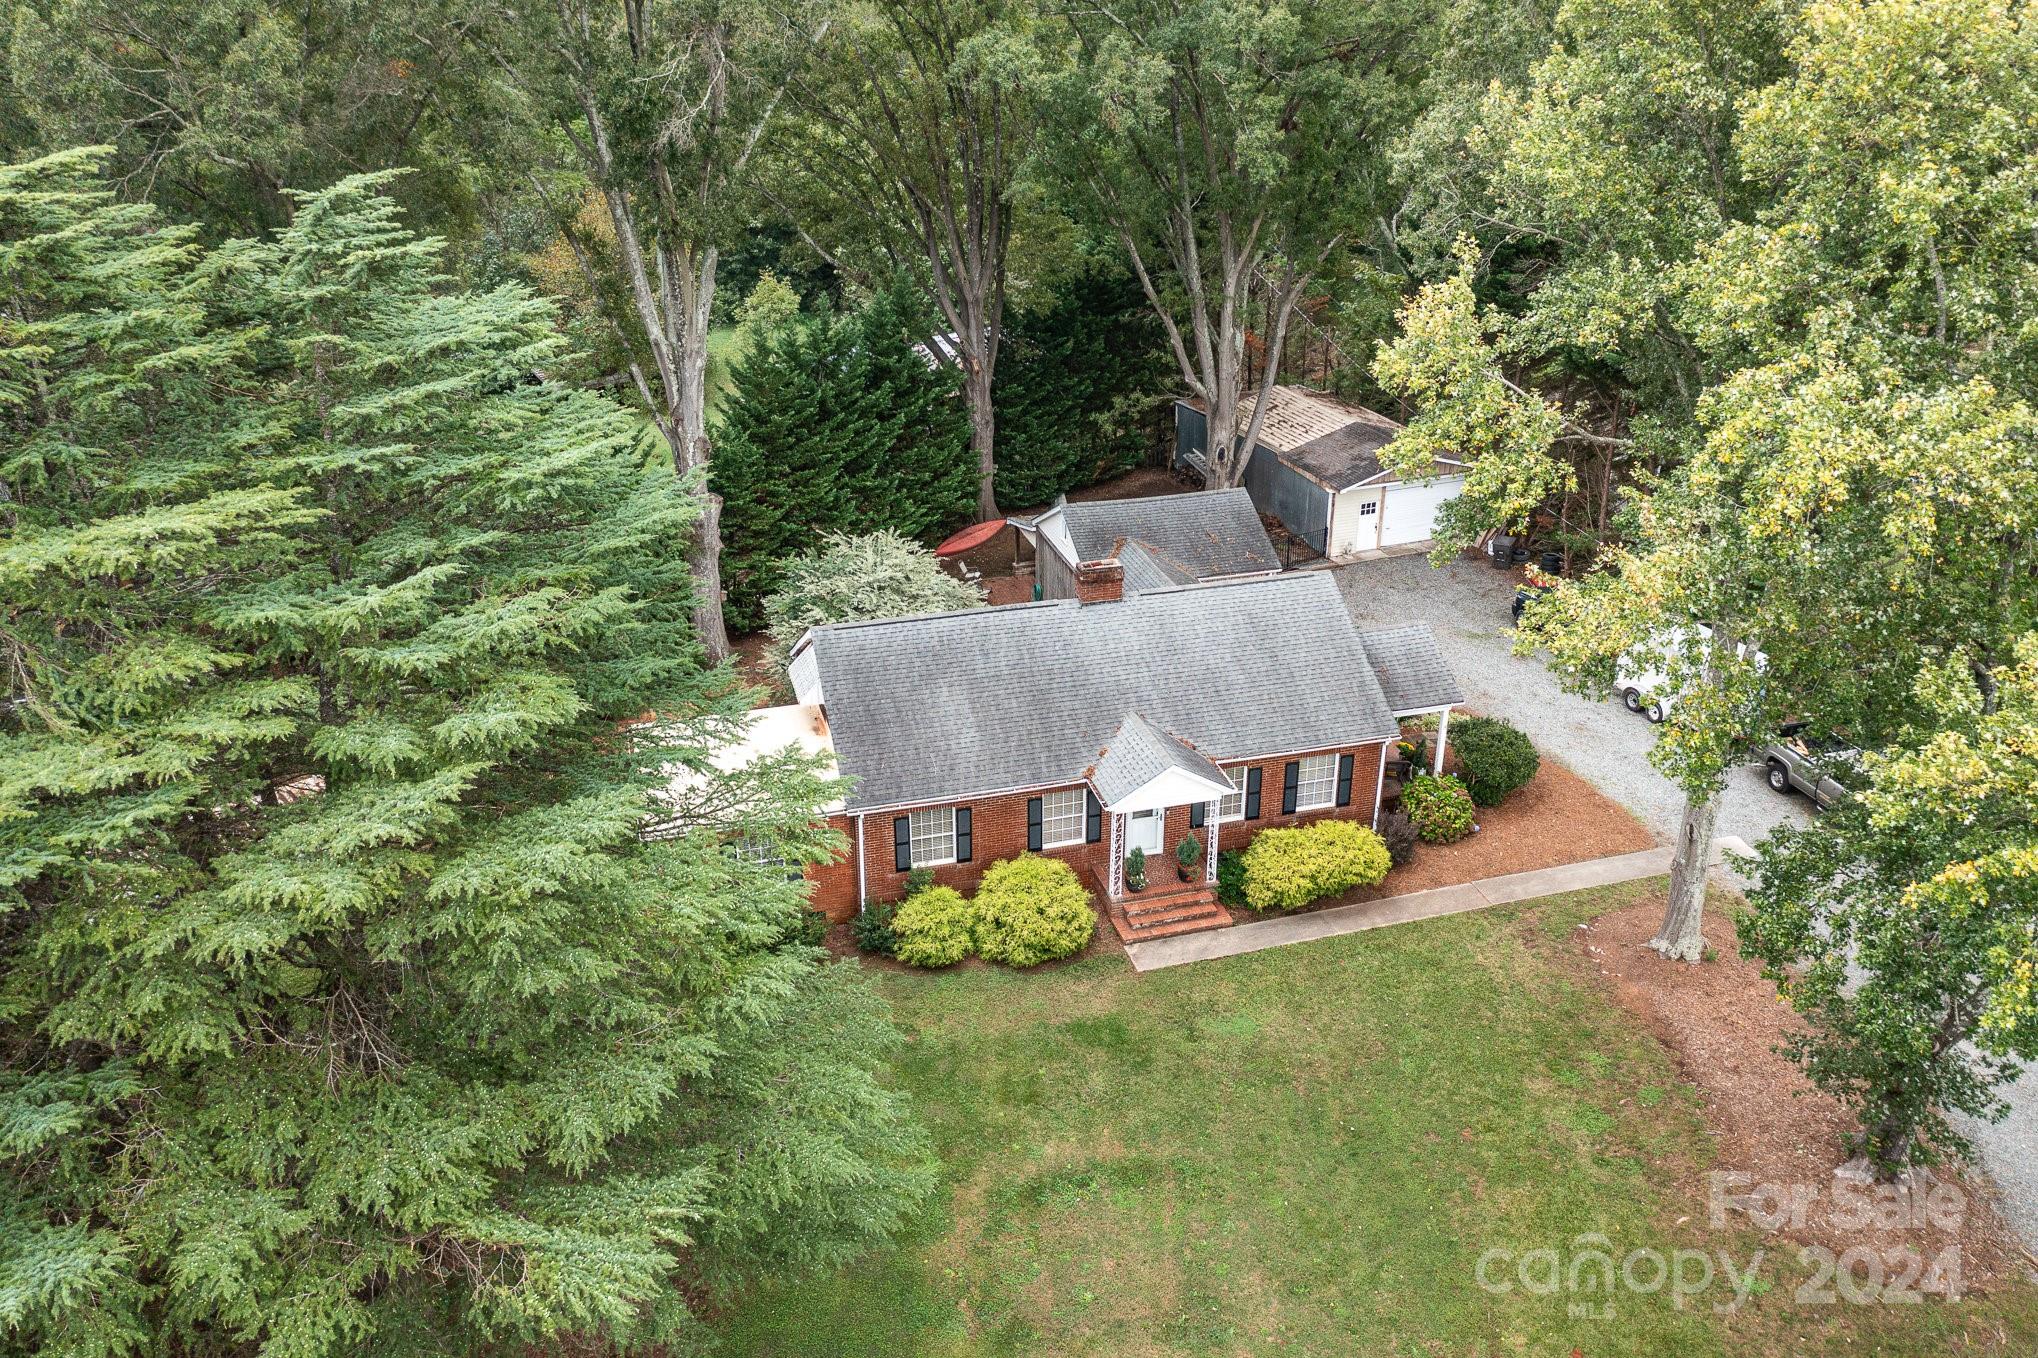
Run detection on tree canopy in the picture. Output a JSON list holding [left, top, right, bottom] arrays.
[[0, 150, 928, 1356]]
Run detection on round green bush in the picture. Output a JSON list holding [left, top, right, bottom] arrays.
[[971, 855, 1097, 966], [1215, 848, 1248, 908], [1240, 819, 1391, 912], [850, 898, 899, 957], [1401, 774, 1477, 844], [1449, 715, 1540, 806], [891, 885, 974, 968]]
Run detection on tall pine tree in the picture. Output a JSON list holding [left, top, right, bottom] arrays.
[[0, 151, 929, 1357], [711, 285, 975, 631]]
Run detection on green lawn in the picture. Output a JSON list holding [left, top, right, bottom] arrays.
[[706, 324, 746, 420], [724, 880, 2038, 1356]]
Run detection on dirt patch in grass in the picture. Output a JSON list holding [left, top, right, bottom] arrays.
[[1565, 894, 2031, 1291], [1224, 756, 1655, 921]]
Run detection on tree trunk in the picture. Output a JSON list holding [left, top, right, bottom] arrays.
[[1650, 791, 1719, 962], [688, 490, 732, 663], [966, 363, 1000, 521], [1207, 385, 1244, 490]]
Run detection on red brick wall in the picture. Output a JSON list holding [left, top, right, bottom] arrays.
[[800, 740, 1389, 919]]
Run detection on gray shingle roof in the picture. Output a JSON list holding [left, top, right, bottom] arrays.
[[1060, 488, 1278, 580], [1359, 624, 1463, 713], [1090, 713, 1231, 806], [803, 572, 1405, 811], [1117, 541, 1193, 592]]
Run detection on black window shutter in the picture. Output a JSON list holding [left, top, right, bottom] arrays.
[[1189, 801, 1206, 828], [1026, 797, 1043, 851], [1244, 767, 1262, 819], [893, 816, 911, 872], [955, 807, 973, 862], [1085, 790, 1103, 842], [1281, 761, 1300, 815], [1336, 753, 1355, 807]]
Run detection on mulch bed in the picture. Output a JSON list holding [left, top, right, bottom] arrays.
[[1221, 755, 1657, 923], [1562, 895, 2032, 1291]]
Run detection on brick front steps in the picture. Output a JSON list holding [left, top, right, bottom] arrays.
[[1097, 873, 1232, 944]]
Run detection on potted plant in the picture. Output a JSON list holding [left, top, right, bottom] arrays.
[[1124, 847, 1147, 893], [1175, 833, 1203, 883]]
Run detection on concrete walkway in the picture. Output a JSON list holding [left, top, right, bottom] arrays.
[[1123, 837, 1757, 973]]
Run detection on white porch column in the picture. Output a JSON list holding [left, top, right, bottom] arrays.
[[1108, 812, 1125, 896], [1204, 801, 1220, 883], [1372, 740, 1390, 829], [1433, 708, 1452, 776]]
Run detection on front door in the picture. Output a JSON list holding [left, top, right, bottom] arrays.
[[1126, 808, 1166, 858]]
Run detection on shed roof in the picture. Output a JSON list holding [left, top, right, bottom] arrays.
[[1185, 386, 1459, 490], [796, 572, 1403, 811], [1358, 624, 1464, 714], [1054, 488, 1278, 582]]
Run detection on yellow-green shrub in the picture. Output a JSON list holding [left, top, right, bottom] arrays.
[[891, 885, 974, 967], [1241, 820, 1391, 912], [971, 855, 1096, 966]]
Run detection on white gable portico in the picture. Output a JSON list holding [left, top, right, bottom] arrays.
[[1089, 714, 1230, 895]]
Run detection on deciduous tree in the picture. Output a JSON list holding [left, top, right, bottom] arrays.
[[775, 0, 1034, 520], [1039, 0, 1427, 488], [1741, 643, 2038, 1173], [487, 0, 827, 662]]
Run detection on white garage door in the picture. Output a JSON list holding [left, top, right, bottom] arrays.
[[1377, 476, 1465, 548]]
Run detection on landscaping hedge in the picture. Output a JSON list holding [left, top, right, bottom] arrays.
[[851, 898, 899, 957], [1402, 774, 1477, 844], [1377, 807, 1419, 866], [1450, 715, 1540, 806], [1215, 848, 1247, 908], [891, 886, 975, 968], [1240, 820, 1391, 912], [971, 855, 1096, 966]]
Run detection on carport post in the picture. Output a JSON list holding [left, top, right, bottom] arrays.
[[1433, 708, 1451, 776]]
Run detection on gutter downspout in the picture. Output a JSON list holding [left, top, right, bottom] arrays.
[[855, 813, 867, 909]]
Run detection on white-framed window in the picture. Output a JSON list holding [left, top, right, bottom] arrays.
[[1217, 766, 1248, 821], [908, 807, 958, 867], [1357, 498, 1378, 516], [1295, 753, 1338, 811], [1040, 788, 1088, 847], [731, 836, 785, 868]]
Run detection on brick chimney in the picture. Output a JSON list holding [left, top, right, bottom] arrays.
[[1073, 558, 1124, 603]]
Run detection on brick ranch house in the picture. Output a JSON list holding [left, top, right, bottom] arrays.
[[739, 568, 1462, 932]]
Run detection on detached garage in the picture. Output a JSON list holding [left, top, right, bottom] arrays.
[[1174, 386, 1466, 558]]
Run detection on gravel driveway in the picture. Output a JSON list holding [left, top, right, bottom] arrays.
[[1332, 554, 1809, 855], [1334, 552, 2038, 1253]]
